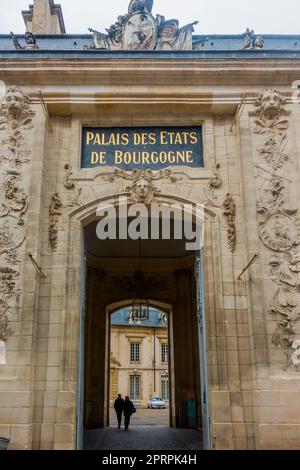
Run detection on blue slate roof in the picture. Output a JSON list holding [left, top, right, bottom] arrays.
[[111, 308, 167, 328], [1, 34, 300, 59]]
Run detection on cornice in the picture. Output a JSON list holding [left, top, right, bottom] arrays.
[[1, 58, 300, 89]]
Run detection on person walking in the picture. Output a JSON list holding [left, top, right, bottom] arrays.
[[114, 393, 125, 429], [123, 396, 136, 430]]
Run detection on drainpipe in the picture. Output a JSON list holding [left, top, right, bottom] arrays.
[[153, 327, 156, 394]]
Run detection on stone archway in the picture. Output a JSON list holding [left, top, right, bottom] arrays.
[[52, 193, 227, 450]]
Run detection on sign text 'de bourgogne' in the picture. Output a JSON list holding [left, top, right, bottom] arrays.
[[81, 127, 204, 170]]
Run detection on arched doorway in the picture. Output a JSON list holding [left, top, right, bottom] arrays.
[[108, 304, 172, 429], [78, 209, 210, 450]]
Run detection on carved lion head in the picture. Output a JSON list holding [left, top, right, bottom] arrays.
[[0, 86, 30, 122], [256, 89, 285, 120]]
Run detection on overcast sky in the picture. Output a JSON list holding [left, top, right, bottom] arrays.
[[0, 0, 299, 35]]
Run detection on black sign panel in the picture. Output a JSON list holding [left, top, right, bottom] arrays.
[[81, 126, 204, 170]]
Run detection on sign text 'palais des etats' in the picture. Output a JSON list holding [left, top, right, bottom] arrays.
[[81, 127, 204, 170]]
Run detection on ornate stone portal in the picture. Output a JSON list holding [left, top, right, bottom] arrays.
[[86, 0, 198, 51]]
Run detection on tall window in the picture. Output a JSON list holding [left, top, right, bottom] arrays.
[[130, 375, 140, 400], [130, 342, 140, 363], [161, 343, 168, 364], [161, 376, 169, 401]]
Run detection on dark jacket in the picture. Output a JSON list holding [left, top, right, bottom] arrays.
[[114, 397, 125, 413], [123, 399, 135, 417]]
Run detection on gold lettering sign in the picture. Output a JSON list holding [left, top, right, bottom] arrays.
[[81, 127, 203, 170]]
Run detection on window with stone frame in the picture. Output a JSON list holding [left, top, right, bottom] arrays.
[[129, 375, 140, 400], [130, 342, 140, 363], [161, 343, 168, 364], [161, 376, 169, 401]]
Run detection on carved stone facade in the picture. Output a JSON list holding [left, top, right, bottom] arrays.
[[2, 0, 300, 453], [251, 89, 300, 367], [0, 87, 34, 352]]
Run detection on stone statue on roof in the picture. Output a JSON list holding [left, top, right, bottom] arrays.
[[86, 0, 198, 51], [128, 0, 153, 15]]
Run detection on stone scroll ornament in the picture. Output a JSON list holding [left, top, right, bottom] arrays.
[[0, 87, 34, 350], [48, 165, 83, 253], [85, 0, 198, 51], [252, 89, 300, 368]]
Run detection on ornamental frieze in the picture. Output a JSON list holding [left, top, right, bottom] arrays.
[[267, 253, 300, 368], [252, 89, 300, 368], [0, 86, 35, 349]]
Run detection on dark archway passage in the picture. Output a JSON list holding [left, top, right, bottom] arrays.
[[81, 219, 204, 449]]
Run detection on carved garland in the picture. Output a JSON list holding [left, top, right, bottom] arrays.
[[0, 86, 35, 346], [252, 89, 300, 368], [223, 193, 237, 253]]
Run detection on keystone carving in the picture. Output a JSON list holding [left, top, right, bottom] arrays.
[[103, 168, 178, 204]]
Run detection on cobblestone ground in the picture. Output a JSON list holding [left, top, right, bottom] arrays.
[[84, 409, 202, 450]]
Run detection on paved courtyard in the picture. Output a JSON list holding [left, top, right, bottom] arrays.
[[84, 427, 202, 450], [84, 409, 201, 450], [84, 408, 202, 450], [109, 407, 170, 427]]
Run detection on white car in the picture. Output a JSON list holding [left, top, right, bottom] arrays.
[[147, 397, 167, 409]]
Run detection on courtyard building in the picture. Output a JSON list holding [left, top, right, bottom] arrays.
[[109, 308, 169, 409]]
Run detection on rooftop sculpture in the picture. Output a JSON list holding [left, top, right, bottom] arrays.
[[86, 0, 198, 51]]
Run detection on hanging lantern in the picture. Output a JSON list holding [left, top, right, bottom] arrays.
[[131, 298, 150, 322]]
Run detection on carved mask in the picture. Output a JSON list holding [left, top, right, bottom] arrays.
[[134, 178, 152, 202], [4, 88, 26, 121], [260, 90, 283, 119]]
